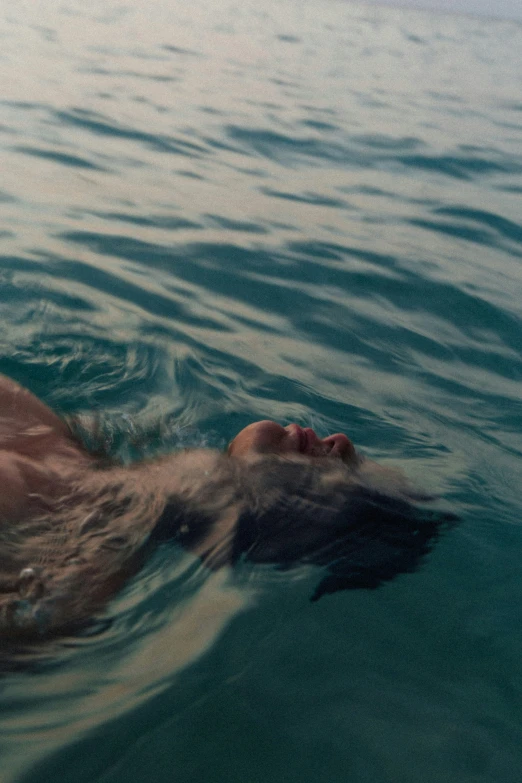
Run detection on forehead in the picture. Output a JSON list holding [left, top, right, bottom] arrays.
[[228, 420, 286, 455], [234, 420, 284, 441]]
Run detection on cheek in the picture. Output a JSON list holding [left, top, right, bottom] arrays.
[[251, 421, 288, 451], [229, 421, 287, 455]]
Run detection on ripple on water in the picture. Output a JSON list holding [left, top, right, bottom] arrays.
[[1, 1, 522, 782]]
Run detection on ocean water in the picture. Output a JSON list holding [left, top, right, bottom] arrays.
[[1, 0, 522, 780]]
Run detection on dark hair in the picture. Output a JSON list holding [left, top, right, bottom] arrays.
[[229, 457, 453, 600], [153, 453, 455, 601], [0, 449, 453, 649]]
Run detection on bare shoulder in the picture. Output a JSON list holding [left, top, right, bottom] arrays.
[[0, 376, 92, 523], [0, 374, 71, 447]]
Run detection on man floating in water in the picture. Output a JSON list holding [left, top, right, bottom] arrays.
[[0, 374, 451, 641]]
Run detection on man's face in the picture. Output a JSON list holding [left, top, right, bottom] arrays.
[[228, 420, 357, 463]]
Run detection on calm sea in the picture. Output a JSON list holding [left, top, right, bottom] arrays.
[[1, 0, 522, 780]]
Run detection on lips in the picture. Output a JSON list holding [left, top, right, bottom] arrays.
[[297, 426, 320, 455], [302, 427, 318, 454], [293, 424, 307, 453]]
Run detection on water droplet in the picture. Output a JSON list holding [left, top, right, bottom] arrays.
[[17, 566, 45, 600]]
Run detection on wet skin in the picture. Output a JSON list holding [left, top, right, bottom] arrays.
[[228, 420, 358, 464]]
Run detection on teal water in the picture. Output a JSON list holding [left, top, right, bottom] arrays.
[[1, 0, 522, 780]]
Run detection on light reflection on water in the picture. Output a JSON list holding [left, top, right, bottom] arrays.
[[1, 0, 522, 780]]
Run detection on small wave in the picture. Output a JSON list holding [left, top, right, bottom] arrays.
[[12, 144, 107, 171]]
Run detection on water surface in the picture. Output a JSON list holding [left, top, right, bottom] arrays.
[[1, 1, 522, 781]]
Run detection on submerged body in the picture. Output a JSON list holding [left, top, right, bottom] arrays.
[[0, 375, 448, 640]]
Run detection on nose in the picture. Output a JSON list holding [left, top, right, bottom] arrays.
[[322, 433, 356, 460]]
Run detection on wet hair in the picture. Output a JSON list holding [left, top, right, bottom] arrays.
[[239, 485, 447, 600], [0, 448, 453, 647], [156, 453, 454, 601]]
